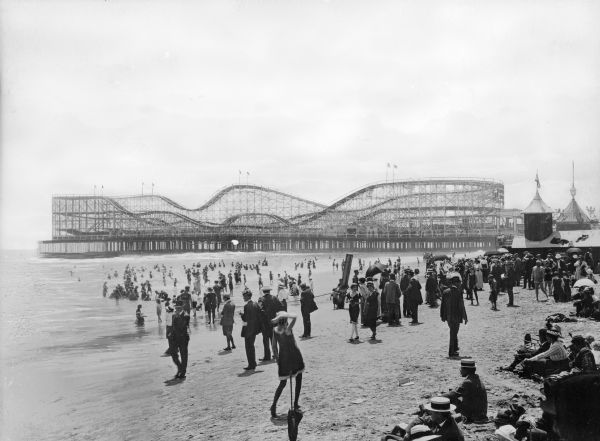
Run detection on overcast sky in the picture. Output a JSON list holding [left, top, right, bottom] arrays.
[[1, 0, 599, 249]]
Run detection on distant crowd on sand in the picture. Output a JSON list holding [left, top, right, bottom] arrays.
[[97, 250, 600, 441]]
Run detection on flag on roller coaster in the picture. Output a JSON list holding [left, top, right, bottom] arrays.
[[387, 163, 391, 168], [393, 164, 398, 169]]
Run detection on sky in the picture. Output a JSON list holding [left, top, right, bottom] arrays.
[[1, 0, 599, 249]]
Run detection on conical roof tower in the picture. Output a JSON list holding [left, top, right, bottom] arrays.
[[522, 173, 553, 241], [556, 162, 591, 231]]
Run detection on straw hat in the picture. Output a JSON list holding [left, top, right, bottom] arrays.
[[423, 397, 456, 413]]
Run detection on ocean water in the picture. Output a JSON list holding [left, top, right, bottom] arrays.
[[0, 249, 465, 440]]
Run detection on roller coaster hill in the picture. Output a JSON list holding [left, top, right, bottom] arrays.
[[38, 178, 516, 257]]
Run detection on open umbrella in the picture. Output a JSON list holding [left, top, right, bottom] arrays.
[[567, 247, 582, 254], [573, 278, 595, 289], [484, 250, 503, 257], [432, 254, 450, 261], [497, 248, 509, 253], [476, 249, 485, 255], [365, 262, 387, 278]]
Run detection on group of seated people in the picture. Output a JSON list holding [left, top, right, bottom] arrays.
[[503, 323, 597, 378], [572, 286, 600, 320], [382, 359, 488, 441]]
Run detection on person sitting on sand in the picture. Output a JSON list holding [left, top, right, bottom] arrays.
[[442, 359, 487, 423], [567, 334, 597, 374], [523, 325, 569, 376], [382, 397, 464, 441], [504, 330, 546, 372]]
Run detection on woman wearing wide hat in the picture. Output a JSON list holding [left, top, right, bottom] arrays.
[[269, 311, 305, 418], [523, 325, 569, 376]]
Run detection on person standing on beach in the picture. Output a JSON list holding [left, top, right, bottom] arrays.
[[204, 287, 217, 325], [440, 273, 468, 358], [358, 277, 369, 326], [383, 273, 401, 326], [258, 287, 281, 361], [532, 260, 548, 301], [347, 283, 361, 341], [277, 281, 289, 311], [364, 280, 380, 340], [220, 293, 236, 351], [240, 289, 261, 370], [156, 297, 163, 323], [270, 311, 305, 418], [170, 300, 190, 379], [299, 283, 315, 338], [407, 269, 423, 325]]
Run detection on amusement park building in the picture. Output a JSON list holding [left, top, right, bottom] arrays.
[[39, 178, 509, 257]]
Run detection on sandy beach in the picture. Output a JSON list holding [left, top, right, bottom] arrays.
[[1, 250, 598, 441]]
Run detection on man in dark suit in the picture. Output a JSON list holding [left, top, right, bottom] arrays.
[[440, 273, 468, 358], [300, 283, 315, 338], [170, 300, 190, 379], [407, 269, 423, 324], [257, 287, 282, 361], [443, 359, 488, 423], [240, 289, 261, 370]]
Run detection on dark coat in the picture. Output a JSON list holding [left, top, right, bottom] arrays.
[[382, 280, 401, 304], [300, 288, 315, 313], [444, 373, 488, 422], [406, 278, 423, 303], [241, 300, 261, 338], [440, 284, 468, 325]]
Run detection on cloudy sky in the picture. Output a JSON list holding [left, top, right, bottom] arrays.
[[1, 0, 599, 249]]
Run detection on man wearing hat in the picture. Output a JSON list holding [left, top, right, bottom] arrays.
[[440, 273, 468, 358], [443, 359, 487, 423], [257, 287, 282, 361], [170, 300, 190, 379], [220, 293, 236, 351], [406, 269, 423, 325], [300, 282, 316, 338], [403, 397, 464, 441], [179, 285, 192, 314], [240, 289, 261, 370], [204, 287, 217, 325]]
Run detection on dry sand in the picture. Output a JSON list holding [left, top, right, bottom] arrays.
[[3, 252, 598, 441]]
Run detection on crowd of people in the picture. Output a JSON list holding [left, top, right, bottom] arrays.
[[97, 249, 599, 440]]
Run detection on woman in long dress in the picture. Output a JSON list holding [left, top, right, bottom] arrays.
[[270, 312, 305, 418], [474, 260, 484, 290]]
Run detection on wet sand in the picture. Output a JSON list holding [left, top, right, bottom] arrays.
[[1, 251, 598, 440]]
